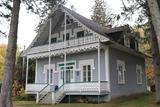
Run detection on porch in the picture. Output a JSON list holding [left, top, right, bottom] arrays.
[[26, 81, 109, 95]]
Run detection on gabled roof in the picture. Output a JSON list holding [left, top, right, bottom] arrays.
[[62, 6, 107, 37], [23, 6, 145, 58]]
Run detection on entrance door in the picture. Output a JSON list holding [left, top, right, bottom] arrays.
[[66, 70, 70, 83], [58, 61, 75, 85]]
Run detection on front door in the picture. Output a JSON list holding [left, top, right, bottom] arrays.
[[58, 61, 75, 86], [66, 70, 70, 83]]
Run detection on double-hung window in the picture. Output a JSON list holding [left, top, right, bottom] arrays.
[[83, 65, 91, 82], [136, 65, 143, 84], [117, 60, 126, 84]]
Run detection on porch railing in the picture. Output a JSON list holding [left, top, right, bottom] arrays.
[[25, 81, 109, 94], [28, 35, 98, 55]]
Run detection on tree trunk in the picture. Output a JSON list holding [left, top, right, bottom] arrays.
[[0, 0, 21, 107], [150, 23, 160, 104], [147, 0, 160, 52], [147, 0, 160, 104]]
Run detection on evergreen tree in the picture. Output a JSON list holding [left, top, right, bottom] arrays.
[[91, 0, 112, 26]]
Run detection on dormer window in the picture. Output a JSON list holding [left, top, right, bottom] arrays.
[[124, 35, 130, 47]]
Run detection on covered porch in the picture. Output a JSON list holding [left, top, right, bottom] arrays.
[[25, 81, 109, 95]]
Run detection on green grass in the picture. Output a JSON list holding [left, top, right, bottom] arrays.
[[13, 93, 160, 107]]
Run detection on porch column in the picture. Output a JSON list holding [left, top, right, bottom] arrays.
[[35, 59, 38, 83], [64, 12, 67, 84], [48, 17, 52, 84], [25, 58, 29, 88], [98, 38, 101, 93]]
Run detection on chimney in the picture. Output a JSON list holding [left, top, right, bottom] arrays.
[[104, 23, 112, 29]]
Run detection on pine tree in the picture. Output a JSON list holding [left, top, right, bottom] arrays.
[[91, 0, 111, 26]]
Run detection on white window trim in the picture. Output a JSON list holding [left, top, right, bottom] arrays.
[[43, 64, 55, 84], [117, 60, 126, 84], [79, 59, 94, 82], [136, 64, 143, 84]]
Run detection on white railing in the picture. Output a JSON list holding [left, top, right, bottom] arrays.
[[28, 35, 98, 55], [64, 82, 99, 92], [64, 81, 108, 93], [25, 81, 108, 93], [54, 85, 65, 104], [26, 84, 50, 93]]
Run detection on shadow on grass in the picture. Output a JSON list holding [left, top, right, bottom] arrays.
[[13, 93, 160, 107]]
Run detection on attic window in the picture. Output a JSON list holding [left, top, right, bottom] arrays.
[[124, 35, 130, 47], [51, 37, 57, 43], [77, 31, 84, 38], [63, 16, 74, 26], [63, 33, 70, 41]]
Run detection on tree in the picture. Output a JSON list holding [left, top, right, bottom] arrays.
[[0, 0, 65, 107], [119, 0, 160, 104], [147, 0, 160, 103], [91, 0, 113, 26]]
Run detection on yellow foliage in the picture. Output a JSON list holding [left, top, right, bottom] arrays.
[[0, 44, 7, 81], [146, 64, 154, 81]]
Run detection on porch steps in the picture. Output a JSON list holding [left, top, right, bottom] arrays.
[[55, 93, 65, 104], [39, 92, 52, 104]]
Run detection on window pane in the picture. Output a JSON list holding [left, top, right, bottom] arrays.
[[51, 38, 57, 43], [118, 65, 124, 83], [88, 65, 91, 82], [137, 69, 142, 83], [50, 69, 53, 83], [70, 70, 73, 79], [47, 69, 49, 83], [63, 33, 70, 41], [77, 31, 84, 38], [83, 66, 86, 82]]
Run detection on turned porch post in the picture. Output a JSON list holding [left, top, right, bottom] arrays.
[[25, 57, 29, 88], [64, 12, 67, 84], [48, 17, 52, 84], [98, 38, 101, 93]]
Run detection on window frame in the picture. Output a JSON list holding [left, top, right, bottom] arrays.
[[117, 60, 126, 84], [124, 35, 130, 47], [79, 59, 94, 82], [136, 64, 143, 84]]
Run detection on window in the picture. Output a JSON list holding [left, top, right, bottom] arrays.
[[51, 37, 57, 43], [83, 65, 91, 82], [77, 31, 84, 38], [46, 69, 53, 84], [124, 35, 130, 47], [63, 33, 70, 41], [136, 65, 143, 84], [117, 60, 125, 84]]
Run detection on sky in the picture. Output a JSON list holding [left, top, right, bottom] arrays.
[[0, 0, 123, 49]]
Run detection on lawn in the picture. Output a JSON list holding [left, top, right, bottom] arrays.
[[13, 93, 160, 107]]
